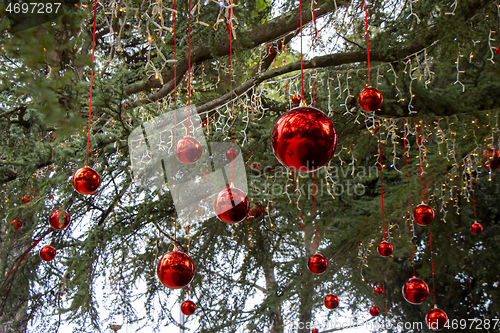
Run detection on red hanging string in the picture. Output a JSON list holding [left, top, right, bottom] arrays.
[[299, 0, 304, 96], [311, 1, 317, 107], [422, 129, 429, 204], [314, 172, 318, 251], [362, 0, 371, 85], [402, 121, 416, 276], [173, 0, 177, 248], [85, 0, 98, 167], [417, 125, 424, 202], [187, 0, 192, 136], [229, 5, 234, 184], [377, 128, 386, 239], [428, 224, 437, 306], [470, 162, 477, 222]]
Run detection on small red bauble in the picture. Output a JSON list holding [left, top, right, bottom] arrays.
[[358, 86, 383, 112], [156, 250, 194, 289], [470, 222, 483, 235], [373, 286, 384, 295], [377, 240, 393, 257], [413, 204, 435, 226], [291, 94, 304, 105], [307, 253, 328, 275], [496, 46, 500, 55], [324, 294, 339, 309], [271, 107, 337, 173], [311, 329, 319, 333], [426, 307, 448, 331], [483, 148, 500, 170], [246, 203, 264, 221], [402, 276, 429, 304], [176, 136, 202, 164], [181, 300, 196, 315], [214, 187, 250, 223], [21, 195, 31, 204], [72, 167, 100, 195], [49, 209, 70, 230], [369, 306, 380, 317], [225, 148, 238, 161], [11, 219, 22, 230], [40, 245, 56, 261]]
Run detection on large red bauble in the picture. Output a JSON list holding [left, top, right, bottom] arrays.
[[483, 148, 500, 170], [40, 245, 56, 261], [176, 136, 202, 164], [426, 307, 448, 331], [11, 219, 22, 230], [271, 107, 337, 173], [470, 222, 483, 235], [324, 294, 339, 309], [358, 87, 383, 112], [402, 276, 429, 304], [307, 253, 328, 275], [156, 251, 194, 289], [181, 300, 196, 315], [225, 148, 238, 161], [72, 167, 100, 195], [377, 240, 393, 257], [49, 209, 70, 230], [413, 204, 435, 226], [369, 306, 380, 317], [214, 187, 250, 223], [373, 286, 384, 295]]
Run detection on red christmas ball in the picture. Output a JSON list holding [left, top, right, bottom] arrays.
[[470, 222, 483, 235], [72, 167, 100, 195], [271, 106, 337, 173], [40, 245, 56, 261], [214, 187, 250, 224], [311, 329, 319, 333], [483, 148, 500, 170], [11, 219, 22, 230], [413, 204, 435, 226], [49, 209, 70, 230], [496, 46, 500, 55], [307, 253, 328, 275], [373, 286, 384, 295], [21, 195, 31, 204], [176, 136, 202, 164], [369, 306, 380, 317], [402, 276, 429, 304], [291, 94, 304, 105], [157, 250, 195, 289], [181, 300, 196, 315], [225, 148, 238, 161], [246, 203, 265, 221], [377, 240, 393, 257], [324, 294, 339, 309], [358, 86, 383, 112], [426, 307, 448, 331]]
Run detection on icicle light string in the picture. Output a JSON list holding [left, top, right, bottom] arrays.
[[377, 127, 386, 240], [85, 0, 98, 167]]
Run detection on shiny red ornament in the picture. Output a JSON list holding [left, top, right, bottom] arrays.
[[358, 86, 383, 112], [214, 187, 250, 223], [377, 240, 393, 257], [470, 222, 483, 235], [482, 148, 500, 170], [402, 276, 429, 304], [176, 136, 202, 164], [324, 294, 339, 309], [181, 300, 196, 315], [307, 253, 328, 275], [72, 167, 100, 195], [21, 195, 31, 204], [426, 307, 448, 331], [11, 219, 22, 230], [369, 306, 380, 317], [311, 329, 319, 333], [156, 251, 195, 289], [496, 46, 500, 55], [40, 245, 56, 262], [413, 204, 435, 226], [49, 209, 71, 230], [225, 148, 238, 161], [271, 107, 337, 173], [373, 286, 384, 295], [291, 94, 304, 105], [246, 203, 265, 221]]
